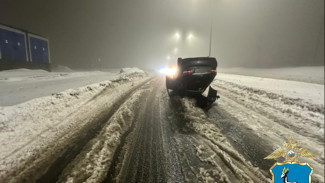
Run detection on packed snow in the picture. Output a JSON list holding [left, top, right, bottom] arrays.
[[179, 98, 271, 182], [211, 69, 324, 182], [119, 67, 145, 75], [58, 89, 149, 183], [0, 68, 121, 106], [216, 73, 324, 106], [0, 68, 149, 182], [219, 66, 324, 84]]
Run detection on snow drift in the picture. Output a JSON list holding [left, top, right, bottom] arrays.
[[0, 68, 149, 182]]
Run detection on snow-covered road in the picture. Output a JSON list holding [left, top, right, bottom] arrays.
[[0, 68, 323, 183]]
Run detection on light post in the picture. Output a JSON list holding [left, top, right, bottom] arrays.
[[208, 0, 214, 57], [209, 22, 212, 57]]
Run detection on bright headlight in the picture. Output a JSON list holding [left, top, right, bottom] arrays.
[[159, 67, 178, 78]]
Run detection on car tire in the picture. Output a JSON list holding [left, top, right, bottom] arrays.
[[166, 77, 174, 97]]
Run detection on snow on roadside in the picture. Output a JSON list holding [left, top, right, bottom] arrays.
[[0, 68, 148, 182], [179, 97, 271, 182], [219, 66, 324, 84], [51, 65, 74, 72], [0, 68, 121, 106], [213, 79, 324, 139], [211, 74, 324, 182], [118, 67, 147, 79], [57, 88, 150, 183], [216, 73, 324, 106], [0, 68, 117, 82], [212, 74, 324, 133], [119, 67, 145, 75]]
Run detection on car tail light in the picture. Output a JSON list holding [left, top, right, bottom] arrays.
[[182, 70, 193, 76], [210, 70, 217, 75]]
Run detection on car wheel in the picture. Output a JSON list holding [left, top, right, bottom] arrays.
[[166, 77, 171, 88], [166, 88, 173, 96], [166, 77, 174, 97]]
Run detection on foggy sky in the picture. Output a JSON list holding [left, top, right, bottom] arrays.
[[0, 0, 324, 69]]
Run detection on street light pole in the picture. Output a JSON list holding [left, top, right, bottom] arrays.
[[208, 0, 213, 57], [209, 22, 212, 57]]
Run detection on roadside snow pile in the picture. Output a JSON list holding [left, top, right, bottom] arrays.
[[0, 69, 149, 182], [118, 67, 146, 79], [219, 66, 324, 84], [119, 67, 145, 74], [211, 73, 324, 182], [0, 69, 50, 82], [216, 73, 324, 106], [51, 65, 74, 72], [57, 88, 149, 183], [0, 69, 121, 106]]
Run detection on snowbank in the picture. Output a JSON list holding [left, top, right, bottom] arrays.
[[0, 69, 50, 81], [219, 66, 324, 84], [57, 89, 149, 183], [0, 68, 147, 106], [211, 73, 324, 182], [118, 67, 146, 79], [51, 65, 74, 72], [215, 73, 324, 106], [0, 68, 149, 182], [119, 67, 145, 74]]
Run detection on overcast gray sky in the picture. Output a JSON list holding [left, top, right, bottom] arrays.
[[0, 0, 324, 69]]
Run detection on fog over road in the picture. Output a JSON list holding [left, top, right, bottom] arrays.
[[1, 0, 323, 69]]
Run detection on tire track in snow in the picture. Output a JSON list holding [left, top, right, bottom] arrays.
[[35, 78, 153, 183], [206, 104, 275, 172], [174, 97, 271, 182], [105, 79, 168, 183], [57, 86, 151, 183], [167, 97, 225, 182], [212, 80, 324, 142], [208, 79, 324, 182]]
